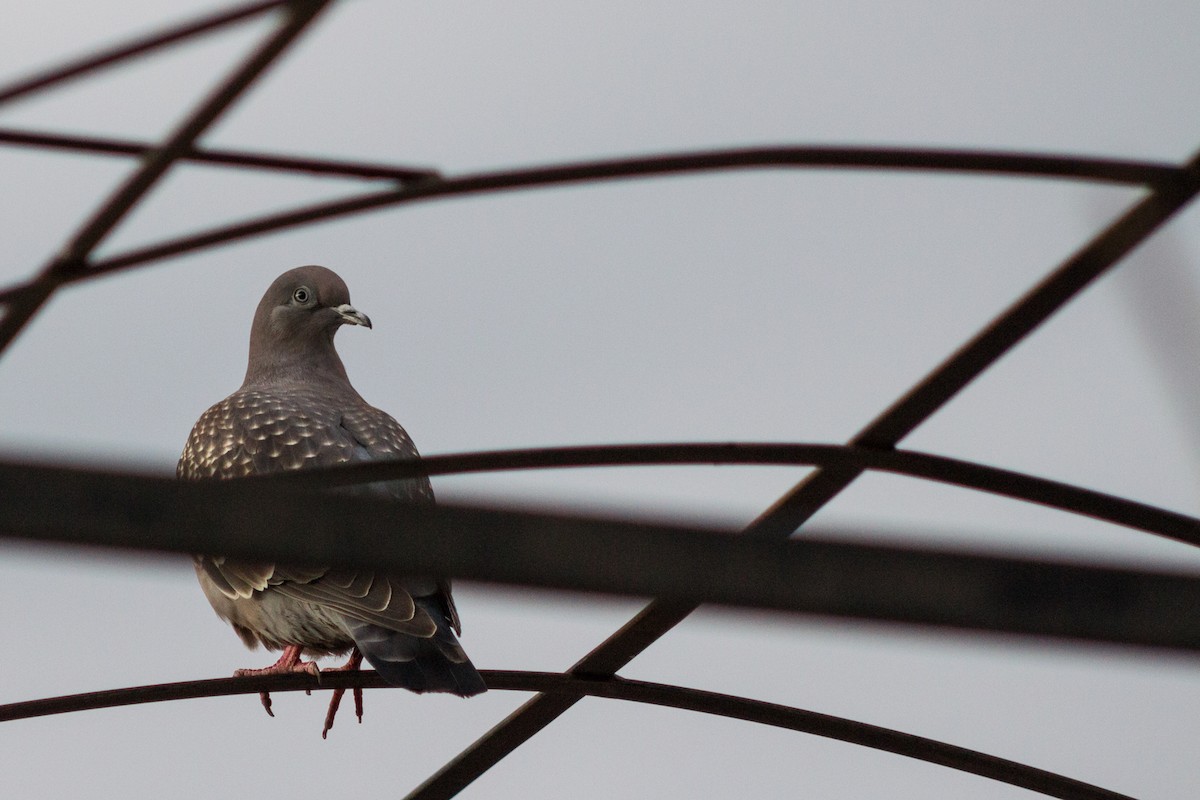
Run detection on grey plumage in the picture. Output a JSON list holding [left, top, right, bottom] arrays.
[[178, 266, 485, 732]]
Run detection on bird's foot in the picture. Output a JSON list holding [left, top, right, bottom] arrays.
[[234, 644, 321, 718], [321, 649, 364, 739]]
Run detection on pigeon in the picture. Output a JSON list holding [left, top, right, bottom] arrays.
[[178, 265, 486, 737]]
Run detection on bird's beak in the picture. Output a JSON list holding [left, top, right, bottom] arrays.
[[334, 303, 372, 329]]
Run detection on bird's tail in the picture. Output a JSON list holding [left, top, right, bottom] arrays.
[[343, 602, 487, 697]]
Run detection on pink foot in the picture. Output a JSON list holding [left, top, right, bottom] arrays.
[[321, 649, 364, 739], [234, 644, 320, 718]]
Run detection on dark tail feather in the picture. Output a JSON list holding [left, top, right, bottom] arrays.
[[343, 610, 487, 697]]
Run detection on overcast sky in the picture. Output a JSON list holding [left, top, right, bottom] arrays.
[[3, 2, 1200, 798]]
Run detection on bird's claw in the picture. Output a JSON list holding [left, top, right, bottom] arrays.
[[258, 691, 274, 717], [319, 649, 365, 739], [234, 645, 321, 720], [321, 686, 364, 738]]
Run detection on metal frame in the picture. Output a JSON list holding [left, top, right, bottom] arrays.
[[2, 3, 1199, 799]]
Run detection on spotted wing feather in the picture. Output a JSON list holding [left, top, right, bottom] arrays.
[[179, 387, 438, 638]]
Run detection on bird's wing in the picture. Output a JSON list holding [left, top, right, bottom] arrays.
[[338, 403, 462, 634], [337, 404, 435, 505], [180, 390, 449, 636], [193, 556, 277, 599], [178, 389, 372, 479], [270, 569, 435, 636]]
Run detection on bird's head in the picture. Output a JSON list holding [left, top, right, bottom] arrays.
[[244, 265, 372, 387]]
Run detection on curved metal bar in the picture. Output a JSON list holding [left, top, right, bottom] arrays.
[[264, 442, 1200, 548], [0, 132, 1177, 186], [84, 146, 1189, 280], [0, 0, 289, 105], [0, 670, 1133, 800]]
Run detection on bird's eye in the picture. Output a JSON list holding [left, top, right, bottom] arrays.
[[292, 287, 311, 304]]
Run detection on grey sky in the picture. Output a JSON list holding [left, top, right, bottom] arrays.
[[2, 2, 1200, 798]]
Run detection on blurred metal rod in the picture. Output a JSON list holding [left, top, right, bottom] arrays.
[[2, 461, 1200, 652], [0, 671, 1133, 800]]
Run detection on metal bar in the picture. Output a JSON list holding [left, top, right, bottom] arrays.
[[0, 672, 1134, 800], [266, 442, 1200, 547], [3, 461, 1200, 651], [0, 0, 332, 358], [0, 127, 438, 181], [78, 147, 1186, 282], [0, 137, 1179, 186], [407, 150, 1200, 799], [0, 0, 288, 105]]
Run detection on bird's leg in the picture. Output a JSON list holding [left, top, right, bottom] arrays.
[[321, 649, 365, 739], [234, 644, 321, 718]]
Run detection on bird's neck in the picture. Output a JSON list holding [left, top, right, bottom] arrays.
[[242, 332, 353, 392]]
